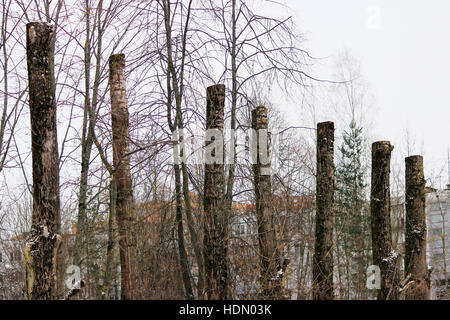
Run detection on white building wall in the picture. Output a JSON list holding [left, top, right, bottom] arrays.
[[426, 189, 450, 299]]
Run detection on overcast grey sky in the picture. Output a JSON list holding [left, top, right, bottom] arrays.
[[283, 0, 450, 187]]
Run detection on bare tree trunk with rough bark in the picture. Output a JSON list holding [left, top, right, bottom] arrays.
[[73, 0, 97, 269], [109, 53, 137, 300], [166, 62, 194, 300], [370, 141, 400, 300], [160, 0, 204, 298], [252, 106, 283, 299], [203, 84, 228, 300], [404, 155, 430, 300], [24, 22, 61, 300], [175, 161, 195, 299], [313, 121, 335, 300], [103, 177, 117, 299]]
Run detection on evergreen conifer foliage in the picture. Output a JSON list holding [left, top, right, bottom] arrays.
[[335, 119, 371, 299]]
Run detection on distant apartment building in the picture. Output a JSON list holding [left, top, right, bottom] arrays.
[[426, 186, 450, 299], [229, 195, 315, 299], [391, 185, 450, 300]]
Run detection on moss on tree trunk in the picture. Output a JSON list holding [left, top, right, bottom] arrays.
[[313, 121, 335, 300], [203, 84, 228, 299], [251, 106, 283, 299], [404, 155, 430, 299], [370, 141, 400, 300], [25, 22, 61, 300], [109, 53, 137, 300]]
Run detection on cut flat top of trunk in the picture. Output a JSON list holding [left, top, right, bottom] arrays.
[[372, 140, 394, 151]]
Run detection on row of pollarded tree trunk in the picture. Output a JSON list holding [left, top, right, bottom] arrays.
[[25, 22, 137, 300], [202, 88, 288, 299], [25, 21, 429, 300], [24, 21, 286, 300], [313, 122, 430, 300]]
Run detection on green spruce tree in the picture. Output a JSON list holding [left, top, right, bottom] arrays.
[[335, 118, 371, 299]]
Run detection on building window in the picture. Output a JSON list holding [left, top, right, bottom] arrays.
[[433, 252, 444, 261], [9, 251, 21, 262], [247, 247, 256, 258], [432, 228, 442, 238], [430, 215, 442, 224], [237, 223, 246, 236]]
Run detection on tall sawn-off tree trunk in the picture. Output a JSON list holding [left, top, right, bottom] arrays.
[[203, 84, 228, 299], [109, 53, 137, 300], [370, 141, 400, 300], [25, 22, 61, 300], [404, 155, 430, 299], [251, 106, 283, 299], [313, 121, 335, 300]]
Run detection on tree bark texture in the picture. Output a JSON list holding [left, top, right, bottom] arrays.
[[73, 4, 96, 268], [404, 155, 430, 299], [109, 53, 137, 300], [313, 121, 335, 300], [103, 178, 117, 299], [203, 84, 228, 299], [370, 141, 400, 300], [25, 22, 61, 300], [175, 162, 194, 299], [251, 106, 282, 299]]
